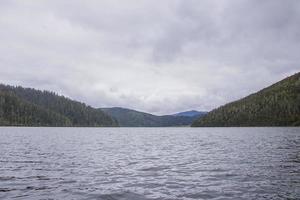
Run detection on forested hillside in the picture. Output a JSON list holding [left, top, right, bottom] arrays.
[[101, 107, 205, 127], [192, 72, 300, 127], [0, 84, 118, 127]]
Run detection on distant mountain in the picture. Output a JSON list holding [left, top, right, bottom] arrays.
[[173, 110, 207, 117], [0, 84, 118, 127], [192, 72, 300, 127], [101, 107, 203, 127]]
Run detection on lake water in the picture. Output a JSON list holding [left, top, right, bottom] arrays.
[[0, 127, 299, 200]]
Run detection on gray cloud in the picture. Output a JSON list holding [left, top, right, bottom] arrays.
[[0, 0, 299, 114]]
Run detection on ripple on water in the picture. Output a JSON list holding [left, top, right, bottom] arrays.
[[0, 127, 299, 200]]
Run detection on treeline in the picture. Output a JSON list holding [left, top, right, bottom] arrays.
[[101, 107, 205, 127], [192, 72, 300, 127], [0, 84, 118, 127]]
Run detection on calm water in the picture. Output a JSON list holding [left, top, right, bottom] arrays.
[[0, 127, 299, 200]]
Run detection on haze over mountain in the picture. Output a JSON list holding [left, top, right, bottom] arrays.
[[192, 72, 300, 127], [101, 107, 205, 127], [1, 72, 299, 127], [173, 110, 206, 117]]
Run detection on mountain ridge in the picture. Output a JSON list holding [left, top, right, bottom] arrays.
[[1, 72, 299, 127], [192, 72, 300, 127], [101, 107, 205, 127], [0, 84, 118, 127], [173, 110, 206, 117]]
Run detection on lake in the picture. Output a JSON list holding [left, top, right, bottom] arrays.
[[0, 127, 299, 199]]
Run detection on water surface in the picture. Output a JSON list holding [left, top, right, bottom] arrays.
[[0, 127, 299, 199]]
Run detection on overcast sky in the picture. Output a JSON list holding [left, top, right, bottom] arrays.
[[0, 0, 299, 115]]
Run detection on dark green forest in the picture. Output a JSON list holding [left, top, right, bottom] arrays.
[[192, 72, 300, 127], [0, 84, 118, 127], [1, 72, 299, 127], [101, 107, 205, 127]]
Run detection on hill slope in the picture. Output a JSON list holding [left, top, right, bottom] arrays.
[[0, 91, 71, 126], [192, 72, 300, 127], [101, 107, 204, 127], [0, 84, 118, 127]]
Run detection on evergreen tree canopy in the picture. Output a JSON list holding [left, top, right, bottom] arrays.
[[192, 72, 300, 127], [0, 84, 118, 127]]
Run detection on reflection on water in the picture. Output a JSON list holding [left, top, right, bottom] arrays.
[[0, 127, 299, 199]]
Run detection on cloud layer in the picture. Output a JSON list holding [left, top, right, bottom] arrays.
[[0, 0, 299, 114]]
